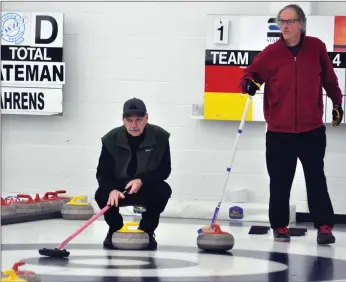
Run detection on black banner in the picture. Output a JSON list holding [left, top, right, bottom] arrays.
[[205, 50, 260, 66], [1, 45, 63, 62], [206, 49, 346, 68]]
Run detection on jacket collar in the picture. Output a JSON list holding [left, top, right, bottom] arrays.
[[115, 124, 156, 149], [279, 32, 305, 47]]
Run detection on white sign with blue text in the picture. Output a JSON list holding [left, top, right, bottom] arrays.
[[1, 12, 64, 115]]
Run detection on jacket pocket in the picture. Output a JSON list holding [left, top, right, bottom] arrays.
[[268, 101, 294, 129], [265, 85, 296, 130], [298, 82, 324, 125]]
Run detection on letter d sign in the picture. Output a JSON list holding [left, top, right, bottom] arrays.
[[31, 13, 63, 48]]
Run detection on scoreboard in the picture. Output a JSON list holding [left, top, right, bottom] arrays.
[[1, 12, 65, 115]]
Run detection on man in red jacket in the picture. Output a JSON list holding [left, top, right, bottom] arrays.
[[240, 4, 344, 244]]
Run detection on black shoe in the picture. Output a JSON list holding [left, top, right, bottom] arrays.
[[138, 226, 158, 250], [147, 233, 157, 250], [273, 227, 290, 242], [103, 230, 116, 249], [317, 225, 335, 245]]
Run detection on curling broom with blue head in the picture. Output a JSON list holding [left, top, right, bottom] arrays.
[[197, 81, 260, 234]]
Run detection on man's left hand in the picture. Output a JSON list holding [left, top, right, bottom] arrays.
[[125, 179, 143, 194], [332, 104, 344, 127]]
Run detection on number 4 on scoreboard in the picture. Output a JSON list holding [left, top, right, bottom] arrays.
[[214, 18, 229, 45], [330, 52, 346, 68], [333, 53, 341, 67]]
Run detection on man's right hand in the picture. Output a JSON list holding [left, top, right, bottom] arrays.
[[107, 190, 125, 207], [245, 79, 260, 96]]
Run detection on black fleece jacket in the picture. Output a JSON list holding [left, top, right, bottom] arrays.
[[96, 131, 171, 193]]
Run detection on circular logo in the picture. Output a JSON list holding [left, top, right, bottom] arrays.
[[1, 12, 28, 44]]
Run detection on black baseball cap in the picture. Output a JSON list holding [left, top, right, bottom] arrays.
[[123, 97, 147, 118]]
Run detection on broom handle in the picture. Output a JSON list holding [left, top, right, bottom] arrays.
[[211, 95, 252, 227], [56, 205, 110, 249], [56, 190, 128, 249]]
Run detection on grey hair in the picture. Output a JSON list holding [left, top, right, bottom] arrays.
[[276, 4, 307, 33]]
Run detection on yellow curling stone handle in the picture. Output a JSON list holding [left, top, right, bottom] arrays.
[[66, 195, 88, 206], [1, 269, 26, 282], [118, 222, 143, 233]]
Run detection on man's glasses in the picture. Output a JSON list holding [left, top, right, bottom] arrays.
[[277, 19, 299, 25]]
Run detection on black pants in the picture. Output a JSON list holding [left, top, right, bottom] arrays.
[[94, 180, 172, 234], [266, 125, 334, 229]]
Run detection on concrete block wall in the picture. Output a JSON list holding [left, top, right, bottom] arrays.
[[1, 1, 346, 218]]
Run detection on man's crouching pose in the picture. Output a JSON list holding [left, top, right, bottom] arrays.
[[94, 97, 172, 250]]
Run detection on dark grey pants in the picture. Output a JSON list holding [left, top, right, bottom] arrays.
[[95, 180, 172, 234]]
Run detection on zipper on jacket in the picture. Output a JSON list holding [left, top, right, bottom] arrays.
[[294, 56, 297, 132]]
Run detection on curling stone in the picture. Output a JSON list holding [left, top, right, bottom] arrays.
[[1, 197, 16, 220], [112, 222, 149, 250], [197, 223, 234, 252], [1, 269, 26, 282], [54, 190, 72, 203], [37, 192, 64, 212], [11, 261, 40, 282], [13, 194, 42, 214], [61, 195, 94, 220]]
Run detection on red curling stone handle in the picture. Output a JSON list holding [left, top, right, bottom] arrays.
[[43, 192, 59, 200], [16, 194, 34, 203]]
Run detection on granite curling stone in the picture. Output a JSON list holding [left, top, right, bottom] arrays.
[[197, 224, 234, 252], [34, 193, 61, 213], [1, 197, 16, 220], [41, 192, 64, 212], [13, 194, 42, 214], [11, 261, 41, 282], [61, 195, 94, 220], [112, 222, 149, 250]]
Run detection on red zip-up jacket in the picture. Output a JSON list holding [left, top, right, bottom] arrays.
[[239, 34, 343, 133]]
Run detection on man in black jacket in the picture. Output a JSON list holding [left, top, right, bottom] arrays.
[[94, 97, 172, 250]]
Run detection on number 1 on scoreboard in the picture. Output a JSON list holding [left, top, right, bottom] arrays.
[[214, 18, 229, 45]]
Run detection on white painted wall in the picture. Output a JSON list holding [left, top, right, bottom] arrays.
[[1, 1, 346, 221]]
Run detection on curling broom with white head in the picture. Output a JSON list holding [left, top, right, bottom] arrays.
[[197, 82, 260, 234]]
